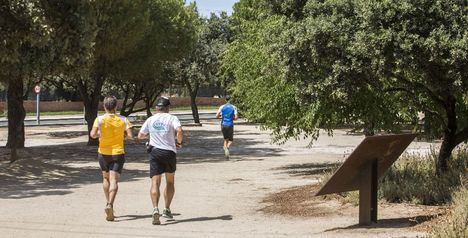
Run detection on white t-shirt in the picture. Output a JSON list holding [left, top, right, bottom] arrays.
[[140, 113, 181, 153]]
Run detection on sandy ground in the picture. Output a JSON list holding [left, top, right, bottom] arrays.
[[0, 121, 441, 238]]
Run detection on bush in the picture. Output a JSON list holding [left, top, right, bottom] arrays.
[[429, 182, 468, 238], [380, 146, 467, 205]]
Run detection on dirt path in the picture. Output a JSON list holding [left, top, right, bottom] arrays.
[[0, 122, 440, 237]]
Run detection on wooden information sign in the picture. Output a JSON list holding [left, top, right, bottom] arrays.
[[315, 134, 417, 225]]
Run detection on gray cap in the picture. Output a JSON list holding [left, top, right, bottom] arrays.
[[156, 96, 171, 107]]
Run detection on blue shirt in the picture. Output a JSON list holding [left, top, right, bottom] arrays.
[[218, 103, 238, 127]]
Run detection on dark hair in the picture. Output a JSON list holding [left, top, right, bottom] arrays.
[[225, 95, 231, 102], [103, 96, 118, 111], [156, 105, 169, 112]]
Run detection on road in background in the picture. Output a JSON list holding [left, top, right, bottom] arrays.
[[0, 111, 217, 127]]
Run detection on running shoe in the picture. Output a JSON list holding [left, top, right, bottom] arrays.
[[224, 147, 230, 159], [152, 208, 161, 225], [162, 208, 173, 219], [105, 204, 114, 221]]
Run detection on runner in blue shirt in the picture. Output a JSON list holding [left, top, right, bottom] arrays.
[[216, 95, 238, 159]]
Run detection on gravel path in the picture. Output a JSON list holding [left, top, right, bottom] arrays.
[[0, 122, 440, 237]]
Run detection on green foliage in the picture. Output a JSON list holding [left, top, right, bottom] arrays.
[[227, 0, 468, 169], [0, 0, 53, 80], [114, 0, 196, 80], [225, 17, 301, 141], [173, 10, 233, 96], [104, 0, 198, 116], [41, 0, 97, 76], [380, 147, 468, 205], [429, 182, 468, 238]]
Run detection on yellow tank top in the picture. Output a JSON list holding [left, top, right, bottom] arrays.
[[93, 114, 132, 155]]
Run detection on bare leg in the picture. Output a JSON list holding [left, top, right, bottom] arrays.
[[224, 139, 228, 148], [108, 171, 120, 205], [226, 140, 233, 149], [164, 173, 175, 209], [150, 175, 162, 208], [102, 172, 110, 203]]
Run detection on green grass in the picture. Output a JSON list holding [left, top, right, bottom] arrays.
[[0, 105, 220, 118]]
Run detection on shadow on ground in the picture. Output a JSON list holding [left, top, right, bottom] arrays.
[[163, 215, 233, 225], [0, 155, 147, 199], [176, 128, 282, 164], [274, 162, 342, 177], [324, 214, 441, 231], [0, 127, 282, 199]]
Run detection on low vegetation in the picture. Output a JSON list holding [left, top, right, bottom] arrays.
[[317, 145, 467, 235], [428, 182, 468, 238], [381, 147, 467, 205], [320, 146, 467, 206]]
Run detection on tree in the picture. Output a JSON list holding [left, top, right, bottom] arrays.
[[73, 0, 149, 145], [0, 0, 52, 162], [40, 0, 97, 105], [358, 0, 468, 172], [175, 9, 232, 123], [226, 0, 468, 173], [110, 0, 197, 118]]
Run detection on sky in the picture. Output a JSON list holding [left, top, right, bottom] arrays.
[[187, 0, 239, 17]]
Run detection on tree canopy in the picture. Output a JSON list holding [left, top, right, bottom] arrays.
[[225, 0, 468, 172]]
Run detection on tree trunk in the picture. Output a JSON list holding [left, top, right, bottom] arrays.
[[437, 96, 457, 174], [184, 79, 200, 124], [144, 85, 164, 118], [363, 123, 375, 137], [120, 84, 130, 116], [190, 93, 200, 124], [437, 134, 456, 174], [120, 83, 146, 117], [76, 74, 105, 146], [84, 97, 100, 146], [145, 98, 153, 117], [6, 76, 26, 162]]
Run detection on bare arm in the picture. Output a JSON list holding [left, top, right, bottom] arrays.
[[126, 128, 134, 140], [90, 126, 99, 139], [216, 111, 221, 119], [234, 107, 239, 120], [138, 132, 148, 140], [176, 127, 183, 148]]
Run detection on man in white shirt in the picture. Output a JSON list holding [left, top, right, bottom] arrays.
[[138, 96, 183, 225]]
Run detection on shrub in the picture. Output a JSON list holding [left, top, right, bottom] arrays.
[[380, 146, 467, 205]]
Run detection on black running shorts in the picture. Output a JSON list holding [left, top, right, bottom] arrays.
[[98, 154, 125, 174], [149, 148, 176, 177], [221, 125, 234, 141]]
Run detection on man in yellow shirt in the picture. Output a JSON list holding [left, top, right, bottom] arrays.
[[90, 96, 133, 221]]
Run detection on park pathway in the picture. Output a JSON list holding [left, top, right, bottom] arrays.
[[0, 123, 437, 237]]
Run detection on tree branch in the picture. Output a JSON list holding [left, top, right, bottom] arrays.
[[384, 86, 446, 127], [393, 73, 446, 108], [454, 127, 468, 145]]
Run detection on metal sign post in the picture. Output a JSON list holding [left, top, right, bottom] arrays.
[[34, 85, 41, 125], [315, 134, 417, 225]]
